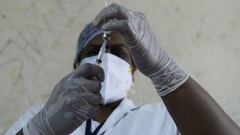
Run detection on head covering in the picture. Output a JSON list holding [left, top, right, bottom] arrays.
[[76, 24, 104, 61]]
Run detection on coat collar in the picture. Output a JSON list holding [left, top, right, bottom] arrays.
[[98, 98, 140, 134]]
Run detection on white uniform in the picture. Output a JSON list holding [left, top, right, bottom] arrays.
[[5, 98, 180, 135]]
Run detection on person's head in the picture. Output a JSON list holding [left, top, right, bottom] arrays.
[[73, 24, 136, 77], [73, 24, 137, 105]]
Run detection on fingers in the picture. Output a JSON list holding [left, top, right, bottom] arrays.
[[72, 78, 102, 94], [70, 64, 103, 106], [74, 63, 105, 82], [74, 90, 102, 106], [92, 3, 129, 27], [102, 20, 129, 33], [102, 19, 136, 42], [70, 78, 102, 105]]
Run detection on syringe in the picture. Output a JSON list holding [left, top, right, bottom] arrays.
[[95, 31, 111, 65], [95, 0, 111, 65]]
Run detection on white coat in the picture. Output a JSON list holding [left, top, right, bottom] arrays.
[[5, 98, 180, 135]]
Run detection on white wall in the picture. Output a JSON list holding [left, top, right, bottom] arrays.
[[1, 0, 240, 134]]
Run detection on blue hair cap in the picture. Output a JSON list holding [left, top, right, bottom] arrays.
[[76, 24, 104, 57]]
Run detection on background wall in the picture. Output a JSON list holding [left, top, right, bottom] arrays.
[[1, 0, 240, 134]]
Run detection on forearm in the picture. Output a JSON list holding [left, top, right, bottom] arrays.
[[90, 3, 240, 134], [162, 77, 240, 135]]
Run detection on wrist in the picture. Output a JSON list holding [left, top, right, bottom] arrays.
[[27, 109, 55, 135], [149, 58, 189, 96]]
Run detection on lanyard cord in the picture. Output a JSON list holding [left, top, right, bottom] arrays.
[[85, 119, 105, 135]]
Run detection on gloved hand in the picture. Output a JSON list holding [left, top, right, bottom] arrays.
[[25, 64, 104, 135], [92, 3, 189, 96]]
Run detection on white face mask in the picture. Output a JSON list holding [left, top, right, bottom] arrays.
[[80, 53, 133, 105]]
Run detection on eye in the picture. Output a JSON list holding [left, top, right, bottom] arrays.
[[111, 46, 132, 64]]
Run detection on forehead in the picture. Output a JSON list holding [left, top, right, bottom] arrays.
[[89, 32, 127, 46]]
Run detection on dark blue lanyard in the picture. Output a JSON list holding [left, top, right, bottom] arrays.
[[85, 119, 105, 135]]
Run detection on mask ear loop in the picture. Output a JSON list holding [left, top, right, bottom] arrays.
[[129, 66, 137, 95]]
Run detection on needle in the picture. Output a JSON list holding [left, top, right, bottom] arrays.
[[104, 0, 108, 7]]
